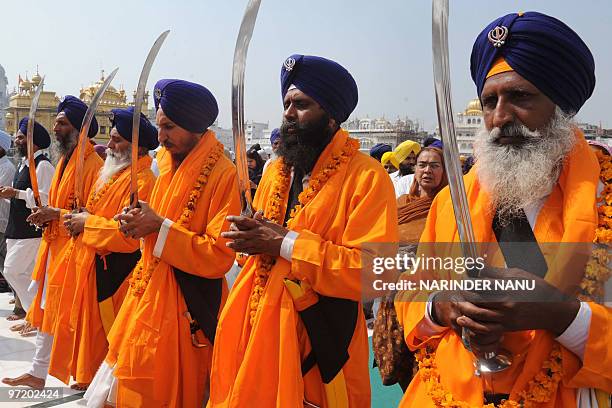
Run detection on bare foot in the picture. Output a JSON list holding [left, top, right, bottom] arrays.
[[1, 374, 45, 389], [9, 322, 26, 332], [6, 313, 25, 321], [9, 298, 15, 304], [19, 323, 36, 337], [70, 382, 89, 391]]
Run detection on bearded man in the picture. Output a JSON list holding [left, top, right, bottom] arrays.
[[390, 140, 420, 198], [209, 54, 398, 408], [48, 107, 158, 391], [395, 11, 612, 407], [2, 96, 103, 389], [84, 79, 240, 408], [0, 118, 53, 334]]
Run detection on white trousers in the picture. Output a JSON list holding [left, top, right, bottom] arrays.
[[2, 238, 41, 311], [84, 361, 117, 407], [27, 331, 53, 379]]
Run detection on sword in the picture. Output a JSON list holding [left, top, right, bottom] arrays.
[[231, 0, 262, 217], [432, 0, 511, 374], [26, 76, 46, 208], [129, 30, 170, 209], [73, 67, 118, 209]]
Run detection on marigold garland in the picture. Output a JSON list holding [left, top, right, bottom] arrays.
[[415, 344, 561, 408], [247, 136, 360, 326], [129, 141, 225, 296], [415, 150, 612, 407], [86, 168, 127, 213]]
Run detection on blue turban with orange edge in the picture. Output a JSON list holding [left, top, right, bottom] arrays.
[[470, 11, 595, 114]]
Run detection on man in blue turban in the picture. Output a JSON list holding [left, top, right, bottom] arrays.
[[48, 106, 158, 391], [369, 143, 392, 162], [1, 100, 103, 388], [212, 54, 398, 408], [397, 11, 612, 408], [86, 80, 239, 407], [262, 128, 281, 175]]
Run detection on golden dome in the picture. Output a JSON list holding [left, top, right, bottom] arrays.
[[19, 78, 32, 90], [31, 71, 42, 86], [465, 98, 482, 116]]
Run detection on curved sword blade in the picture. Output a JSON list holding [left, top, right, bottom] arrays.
[[232, 0, 262, 217], [432, 0, 478, 261], [26, 76, 46, 207], [130, 30, 170, 208], [74, 67, 119, 208]]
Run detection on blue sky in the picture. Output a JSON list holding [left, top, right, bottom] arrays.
[[1, 0, 610, 130]]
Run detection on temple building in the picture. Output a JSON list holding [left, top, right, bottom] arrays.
[[4, 69, 148, 143], [453, 98, 483, 155]]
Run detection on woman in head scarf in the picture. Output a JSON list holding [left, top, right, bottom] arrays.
[[397, 146, 448, 243]]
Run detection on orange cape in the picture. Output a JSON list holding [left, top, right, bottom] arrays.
[[208, 130, 399, 408], [105, 132, 240, 408], [48, 155, 156, 385], [395, 130, 612, 407], [27, 142, 103, 333]]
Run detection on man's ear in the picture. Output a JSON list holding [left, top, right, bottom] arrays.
[[328, 117, 339, 132]]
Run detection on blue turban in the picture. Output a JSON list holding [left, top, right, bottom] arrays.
[[270, 128, 280, 144], [110, 107, 159, 151], [18, 117, 51, 149], [153, 79, 218, 133], [430, 140, 443, 149], [280, 54, 358, 124], [369, 143, 392, 161], [56, 95, 99, 138], [471, 11, 595, 114]]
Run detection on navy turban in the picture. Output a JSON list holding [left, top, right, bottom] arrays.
[[18, 117, 51, 149], [369, 143, 392, 161], [153, 79, 218, 133], [57, 95, 99, 137], [471, 11, 595, 115], [280, 54, 358, 124], [270, 128, 280, 144], [110, 107, 159, 151]]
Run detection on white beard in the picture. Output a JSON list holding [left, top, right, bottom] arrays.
[[97, 148, 130, 188], [473, 107, 576, 225]]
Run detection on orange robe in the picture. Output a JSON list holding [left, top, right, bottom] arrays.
[[208, 130, 399, 408], [27, 142, 103, 334], [105, 132, 240, 408], [48, 155, 156, 385], [395, 130, 612, 407]]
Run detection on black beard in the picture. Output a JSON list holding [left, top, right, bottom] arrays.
[[399, 162, 414, 176], [277, 113, 334, 174]]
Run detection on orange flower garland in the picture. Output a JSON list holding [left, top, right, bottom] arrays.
[[85, 168, 127, 213], [247, 136, 360, 326], [129, 141, 224, 296], [415, 344, 562, 408], [579, 150, 612, 301]]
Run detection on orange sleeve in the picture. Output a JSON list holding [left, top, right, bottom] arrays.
[[159, 167, 241, 279], [290, 167, 398, 301], [562, 302, 612, 392], [81, 170, 155, 254]]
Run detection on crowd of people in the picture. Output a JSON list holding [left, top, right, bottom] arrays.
[[0, 9, 609, 408]]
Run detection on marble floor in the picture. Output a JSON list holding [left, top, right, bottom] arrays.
[[0, 292, 86, 407]]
